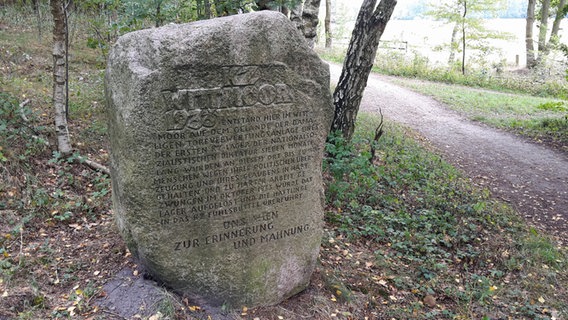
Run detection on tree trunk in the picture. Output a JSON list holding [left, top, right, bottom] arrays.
[[461, 0, 467, 75], [325, 0, 331, 48], [301, 0, 321, 48], [331, 0, 397, 139], [50, 0, 72, 154], [448, 21, 459, 63], [64, 1, 69, 118], [204, 0, 212, 18], [155, 2, 161, 27], [34, 0, 41, 41], [289, 0, 321, 48], [197, 0, 203, 18], [549, 0, 566, 45], [538, 0, 551, 56], [526, 0, 536, 68]]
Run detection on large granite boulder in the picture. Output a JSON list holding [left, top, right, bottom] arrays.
[[105, 11, 333, 307]]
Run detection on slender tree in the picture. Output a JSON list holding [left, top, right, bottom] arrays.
[[33, 0, 42, 41], [537, 0, 551, 57], [330, 0, 397, 139], [426, 0, 507, 73], [325, 0, 331, 48], [526, 0, 537, 68], [448, 22, 460, 63], [50, 0, 72, 154], [549, 0, 567, 45], [461, 0, 466, 74]]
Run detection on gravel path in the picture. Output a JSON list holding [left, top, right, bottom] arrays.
[[329, 64, 568, 246]]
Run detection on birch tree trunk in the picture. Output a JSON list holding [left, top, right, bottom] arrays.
[[538, 0, 551, 57], [51, 0, 72, 154], [325, 0, 331, 48], [549, 0, 566, 44], [461, 0, 466, 75], [526, 0, 536, 68], [448, 22, 459, 64], [331, 0, 397, 139]]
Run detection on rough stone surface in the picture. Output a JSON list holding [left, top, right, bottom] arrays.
[[105, 11, 333, 307]]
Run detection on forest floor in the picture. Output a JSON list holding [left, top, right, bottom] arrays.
[[328, 64, 568, 247]]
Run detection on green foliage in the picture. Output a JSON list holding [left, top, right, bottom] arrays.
[[324, 113, 567, 318], [385, 75, 568, 151], [422, 0, 513, 74], [537, 101, 568, 112], [325, 116, 506, 263], [369, 49, 568, 99], [78, 0, 304, 62], [0, 92, 48, 164]]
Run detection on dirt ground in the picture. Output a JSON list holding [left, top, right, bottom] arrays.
[[329, 64, 568, 248]]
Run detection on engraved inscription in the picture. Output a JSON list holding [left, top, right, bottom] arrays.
[[150, 65, 323, 251]]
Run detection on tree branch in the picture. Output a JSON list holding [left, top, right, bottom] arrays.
[[369, 108, 384, 164], [78, 156, 110, 176], [19, 99, 31, 122]]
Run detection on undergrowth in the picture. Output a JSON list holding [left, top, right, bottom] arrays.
[[322, 113, 567, 319], [387, 77, 568, 153], [371, 50, 568, 99], [317, 48, 568, 99]]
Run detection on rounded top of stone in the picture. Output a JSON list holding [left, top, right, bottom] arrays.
[[108, 10, 321, 78]]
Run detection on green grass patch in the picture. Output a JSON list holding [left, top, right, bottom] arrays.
[[371, 50, 568, 99], [391, 79, 565, 117], [323, 113, 567, 319], [317, 46, 348, 65], [317, 47, 568, 99], [389, 78, 568, 151]]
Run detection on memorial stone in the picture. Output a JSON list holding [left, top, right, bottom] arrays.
[[105, 11, 333, 307]]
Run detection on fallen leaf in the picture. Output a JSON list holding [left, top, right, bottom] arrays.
[[538, 296, 545, 303], [69, 224, 81, 230], [423, 295, 436, 307], [148, 312, 163, 320]]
